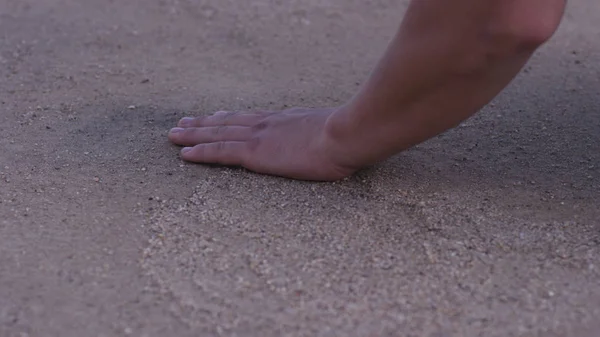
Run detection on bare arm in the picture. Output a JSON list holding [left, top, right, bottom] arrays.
[[325, 0, 567, 168]]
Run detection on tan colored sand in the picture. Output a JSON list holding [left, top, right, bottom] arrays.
[[0, 1, 599, 336]]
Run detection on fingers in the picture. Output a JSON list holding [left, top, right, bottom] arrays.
[[180, 141, 248, 166], [178, 111, 273, 128], [171, 110, 273, 168], [168, 126, 252, 146]]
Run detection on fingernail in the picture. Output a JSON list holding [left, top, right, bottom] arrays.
[[170, 127, 184, 134], [181, 147, 192, 154], [179, 117, 194, 126]]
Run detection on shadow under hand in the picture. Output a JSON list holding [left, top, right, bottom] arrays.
[[379, 62, 599, 202]]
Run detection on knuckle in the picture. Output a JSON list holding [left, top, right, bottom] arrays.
[[196, 144, 206, 157], [222, 115, 238, 125], [251, 120, 269, 132], [212, 125, 227, 136], [215, 141, 226, 152], [212, 111, 239, 125], [217, 111, 235, 118], [194, 115, 207, 125]]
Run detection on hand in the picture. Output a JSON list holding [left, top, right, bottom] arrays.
[[168, 107, 358, 181]]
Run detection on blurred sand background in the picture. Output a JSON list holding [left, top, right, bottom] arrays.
[[0, 1, 599, 336]]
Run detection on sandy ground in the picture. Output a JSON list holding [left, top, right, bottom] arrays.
[[0, 1, 599, 336]]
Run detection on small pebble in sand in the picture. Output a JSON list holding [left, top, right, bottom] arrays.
[[141, 167, 147, 171], [128, 105, 136, 110], [93, 177, 100, 182]]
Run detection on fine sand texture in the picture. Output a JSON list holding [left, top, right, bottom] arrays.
[[1, 1, 599, 336]]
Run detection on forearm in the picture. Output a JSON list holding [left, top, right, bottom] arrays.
[[325, 0, 566, 167]]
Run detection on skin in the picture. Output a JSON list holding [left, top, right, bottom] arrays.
[[169, 0, 567, 181]]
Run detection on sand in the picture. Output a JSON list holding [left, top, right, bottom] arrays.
[[0, 0, 599, 336]]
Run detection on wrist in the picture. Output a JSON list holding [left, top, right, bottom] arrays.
[[321, 104, 384, 169]]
